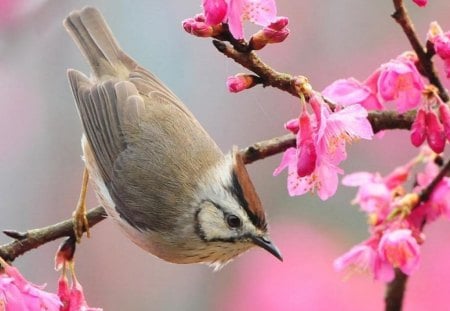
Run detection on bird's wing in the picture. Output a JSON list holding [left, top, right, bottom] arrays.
[[68, 69, 223, 232]]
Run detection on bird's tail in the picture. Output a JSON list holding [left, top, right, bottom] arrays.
[[63, 6, 136, 78]]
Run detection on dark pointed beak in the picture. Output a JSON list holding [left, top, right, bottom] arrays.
[[252, 236, 283, 261]]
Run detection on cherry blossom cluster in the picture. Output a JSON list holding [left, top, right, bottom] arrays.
[[428, 21, 450, 78], [334, 148, 450, 281], [0, 240, 101, 311], [182, 0, 290, 93]]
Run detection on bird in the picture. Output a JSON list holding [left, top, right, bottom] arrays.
[[64, 6, 282, 269]]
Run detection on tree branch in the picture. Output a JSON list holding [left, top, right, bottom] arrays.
[[0, 207, 106, 262], [212, 40, 300, 98], [0, 107, 417, 262], [392, 0, 449, 102], [385, 269, 408, 311]]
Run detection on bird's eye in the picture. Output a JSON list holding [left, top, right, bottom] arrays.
[[226, 215, 242, 228]]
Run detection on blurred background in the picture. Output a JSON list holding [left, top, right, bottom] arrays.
[[1, 0, 450, 310]]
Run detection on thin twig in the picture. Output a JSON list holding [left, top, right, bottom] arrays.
[[392, 0, 449, 102], [212, 40, 300, 98], [0, 207, 106, 262], [419, 158, 450, 202]]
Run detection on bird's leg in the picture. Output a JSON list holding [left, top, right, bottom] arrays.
[[73, 167, 90, 242]]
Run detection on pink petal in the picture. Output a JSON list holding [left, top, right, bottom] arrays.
[[242, 0, 277, 26], [202, 0, 228, 25], [227, 0, 245, 39], [410, 109, 427, 147], [425, 110, 445, 153], [273, 148, 296, 176], [412, 0, 427, 6], [323, 78, 382, 110], [316, 161, 341, 200], [342, 172, 374, 187], [296, 112, 317, 177]]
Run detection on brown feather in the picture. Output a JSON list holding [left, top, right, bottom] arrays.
[[232, 147, 267, 230]]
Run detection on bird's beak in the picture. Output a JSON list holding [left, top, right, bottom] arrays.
[[252, 236, 283, 261]]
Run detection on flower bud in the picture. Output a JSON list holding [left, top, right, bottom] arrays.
[[426, 110, 446, 153], [226, 74, 258, 93], [285, 118, 299, 134], [249, 16, 289, 50], [434, 34, 450, 59], [296, 111, 317, 177], [412, 0, 427, 7], [427, 21, 443, 43], [439, 103, 450, 141], [182, 17, 217, 37], [410, 108, 427, 147]]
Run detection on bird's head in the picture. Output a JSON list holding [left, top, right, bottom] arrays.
[[193, 148, 282, 269]]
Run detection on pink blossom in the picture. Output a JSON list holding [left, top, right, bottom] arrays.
[[377, 57, 425, 113], [202, 0, 228, 25], [0, 258, 61, 310], [322, 77, 383, 110], [334, 241, 395, 282], [343, 159, 414, 222], [58, 275, 102, 311], [334, 244, 376, 275], [226, 74, 255, 92], [410, 108, 427, 147], [273, 147, 342, 200], [433, 32, 450, 59], [378, 229, 421, 276], [412, 0, 427, 7], [202, 0, 277, 39], [425, 110, 445, 153], [343, 172, 393, 221], [412, 161, 450, 222], [444, 58, 450, 78], [274, 95, 373, 200]]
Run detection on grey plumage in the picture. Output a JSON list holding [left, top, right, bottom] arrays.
[[64, 6, 281, 266]]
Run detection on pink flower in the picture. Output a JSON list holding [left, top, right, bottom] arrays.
[[58, 275, 102, 311], [202, 0, 277, 39], [226, 74, 256, 92], [274, 95, 373, 200], [343, 159, 414, 222], [377, 57, 425, 113], [202, 0, 228, 25], [412, 0, 427, 7], [334, 244, 376, 275], [378, 229, 421, 276], [342, 172, 393, 221], [54, 239, 102, 311], [411, 160, 450, 222], [0, 257, 61, 310], [334, 240, 395, 282], [322, 77, 383, 110]]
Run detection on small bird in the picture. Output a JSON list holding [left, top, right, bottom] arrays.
[[64, 6, 281, 268]]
